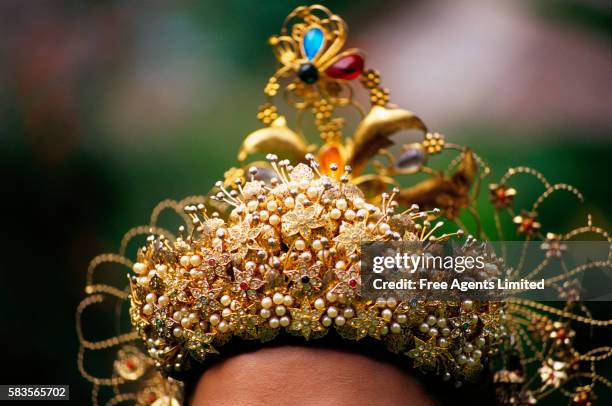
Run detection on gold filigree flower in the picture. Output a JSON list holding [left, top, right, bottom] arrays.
[[281, 204, 325, 240], [407, 336, 440, 369], [289, 300, 324, 340], [333, 221, 368, 256]]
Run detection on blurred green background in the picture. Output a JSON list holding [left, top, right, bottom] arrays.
[[0, 0, 610, 404]]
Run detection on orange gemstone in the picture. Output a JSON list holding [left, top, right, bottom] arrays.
[[318, 145, 344, 177]]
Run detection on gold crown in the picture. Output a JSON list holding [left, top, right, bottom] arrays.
[[77, 5, 612, 406]]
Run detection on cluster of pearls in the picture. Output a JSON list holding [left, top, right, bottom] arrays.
[[260, 293, 293, 328]]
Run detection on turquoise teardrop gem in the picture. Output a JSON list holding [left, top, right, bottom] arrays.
[[303, 27, 324, 60]]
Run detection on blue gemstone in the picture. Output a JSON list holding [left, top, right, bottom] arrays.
[[303, 27, 324, 60]]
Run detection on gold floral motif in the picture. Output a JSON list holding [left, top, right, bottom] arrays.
[[289, 300, 324, 340]]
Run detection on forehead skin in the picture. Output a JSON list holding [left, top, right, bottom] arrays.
[[191, 346, 435, 406]]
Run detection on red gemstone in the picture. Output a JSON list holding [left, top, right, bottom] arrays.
[[208, 258, 217, 267], [348, 279, 357, 288], [240, 281, 249, 291], [126, 359, 136, 370], [326, 54, 364, 80], [496, 189, 506, 200]]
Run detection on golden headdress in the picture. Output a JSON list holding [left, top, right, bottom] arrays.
[[78, 5, 612, 405]]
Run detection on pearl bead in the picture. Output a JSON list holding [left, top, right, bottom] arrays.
[[181, 317, 190, 328], [473, 349, 482, 359], [426, 315, 437, 326], [437, 318, 447, 329], [275, 305, 286, 316], [335, 260, 346, 270], [218, 321, 229, 333], [380, 326, 389, 335], [312, 240, 323, 251], [189, 313, 199, 323], [179, 256, 190, 267], [325, 291, 337, 302], [143, 304, 154, 315], [356, 209, 367, 219], [220, 295, 231, 306], [334, 316, 346, 326], [343, 308, 354, 319], [314, 298, 326, 310], [173, 311, 182, 322], [441, 327, 451, 336], [381, 309, 393, 321], [284, 197, 295, 208], [396, 314, 408, 324], [344, 209, 356, 220], [330, 208, 342, 219], [354, 198, 365, 208], [173, 327, 183, 337], [428, 327, 438, 337], [266, 200, 278, 211], [466, 358, 476, 367], [336, 199, 348, 210], [269, 317, 280, 328], [222, 308, 232, 318], [261, 297, 273, 309], [189, 255, 202, 266], [457, 354, 467, 364], [260, 308, 271, 318], [158, 295, 169, 307], [378, 223, 390, 233], [307, 187, 319, 199], [273, 292, 284, 305], [327, 306, 338, 318], [283, 295, 293, 306], [322, 316, 332, 327], [462, 299, 473, 310], [209, 314, 220, 326], [376, 297, 387, 308], [280, 316, 290, 327], [419, 323, 429, 333], [295, 239, 306, 250], [386, 297, 397, 308], [133, 262, 147, 274], [247, 200, 259, 212], [145, 293, 157, 304], [476, 337, 486, 347], [390, 323, 401, 334], [438, 338, 448, 347], [269, 214, 280, 226]]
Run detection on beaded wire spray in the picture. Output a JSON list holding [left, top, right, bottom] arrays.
[[77, 5, 612, 406]]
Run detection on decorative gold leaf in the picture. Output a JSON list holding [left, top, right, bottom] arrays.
[[238, 116, 315, 162], [397, 148, 476, 218], [346, 106, 427, 175]]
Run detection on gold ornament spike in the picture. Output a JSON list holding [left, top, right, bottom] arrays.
[[346, 106, 428, 176], [397, 148, 476, 218], [238, 116, 315, 163]]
